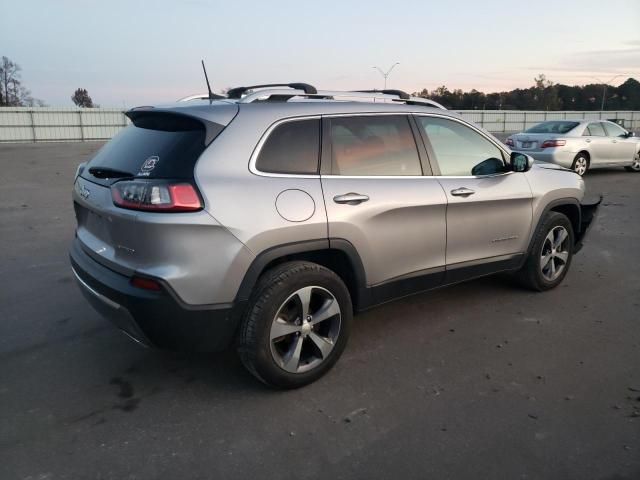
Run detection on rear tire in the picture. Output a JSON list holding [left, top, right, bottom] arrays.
[[624, 151, 640, 172], [237, 261, 352, 389], [571, 153, 589, 176], [517, 212, 575, 291]]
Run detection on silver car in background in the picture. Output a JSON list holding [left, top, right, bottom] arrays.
[[506, 120, 640, 175]]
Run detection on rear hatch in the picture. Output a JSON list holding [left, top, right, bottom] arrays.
[[73, 105, 237, 274]]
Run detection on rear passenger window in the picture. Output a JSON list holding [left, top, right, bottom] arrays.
[[586, 123, 606, 136], [256, 119, 320, 174], [329, 115, 422, 176]]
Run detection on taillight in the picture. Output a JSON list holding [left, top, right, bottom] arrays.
[[505, 138, 514, 147], [540, 139, 566, 149], [111, 180, 202, 212]]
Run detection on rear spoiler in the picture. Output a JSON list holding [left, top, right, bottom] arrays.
[[126, 106, 236, 145]]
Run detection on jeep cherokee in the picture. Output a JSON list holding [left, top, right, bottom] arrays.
[[70, 85, 600, 388]]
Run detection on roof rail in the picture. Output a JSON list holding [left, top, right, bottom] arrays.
[[178, 93, 212, 102], [354, 89, 411, 100], [227, 83, 317, 99], [177, 86, 446, 110]]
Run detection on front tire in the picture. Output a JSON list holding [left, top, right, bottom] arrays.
[[517, 212, 575, 291], [237, 261, 352, 389], [571, 153, 589, 176], [624, 151, 640, 172]]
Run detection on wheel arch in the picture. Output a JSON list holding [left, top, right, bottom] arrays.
[[235, 239, 368, 311], [527, 198, 581, 256], [575, 150, 591, 163]]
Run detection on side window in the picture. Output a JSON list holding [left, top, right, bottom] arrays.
[[602, 122, 626, 137], [582, 125, 592, 136], [587, 122, 606, 137], [329, 115, 422, 176], [256, 119, 320, 174], [417, 116, 505, 176]]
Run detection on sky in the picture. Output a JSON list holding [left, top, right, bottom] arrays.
[[2, 0, 639, 107]]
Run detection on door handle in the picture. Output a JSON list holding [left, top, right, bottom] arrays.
[[333, 193, 370, 205], [612, 140, 618, 143], [585, 139, 591, 143], [450, 187, 475, 197]]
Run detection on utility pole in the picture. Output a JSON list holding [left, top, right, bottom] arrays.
[[372, 63, 400, 89]]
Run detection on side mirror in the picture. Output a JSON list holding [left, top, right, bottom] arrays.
[[627, 131, 635, 138], [471, 158, 506, 176], [510, 152, 533, 172]]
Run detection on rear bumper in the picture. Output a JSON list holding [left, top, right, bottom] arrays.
[[574, 195, 602, 253], [70, 238, 245, 352]]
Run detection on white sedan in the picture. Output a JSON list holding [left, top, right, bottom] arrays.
[[506, 120, 640, 175]]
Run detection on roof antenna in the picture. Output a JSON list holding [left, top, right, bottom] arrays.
[[201, 60, 223, 100]]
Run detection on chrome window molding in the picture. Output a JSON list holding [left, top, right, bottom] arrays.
[[249, 112, 515, 180], [249, 115, 322, 179]]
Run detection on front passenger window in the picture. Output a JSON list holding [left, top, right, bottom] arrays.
[[417, 116, 505, 176]]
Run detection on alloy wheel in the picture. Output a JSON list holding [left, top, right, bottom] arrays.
[[574, 157, 588, 176], [269, 286, 341, 374], [540, 226, 570, 282], [632, 152, 640, 171]]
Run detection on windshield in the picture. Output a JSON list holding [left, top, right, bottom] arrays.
[[525, 121, 579, 134]]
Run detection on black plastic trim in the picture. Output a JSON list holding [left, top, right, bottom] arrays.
[[444, 254, 524, 284], [527, 198, 581, 256], [574, 195, 602, 253], [70, 238, 243, 352], [227, 83, 317, 99], [354, 89, 411, 100], [235, 239, 330, 301]]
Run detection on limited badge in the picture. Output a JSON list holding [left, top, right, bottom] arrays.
[[139, 156, 159, 176]]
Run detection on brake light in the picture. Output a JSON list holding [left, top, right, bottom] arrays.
[[540, 139, 566, 148], [111, 180, 202, 212], [505, 138, 514, 147]]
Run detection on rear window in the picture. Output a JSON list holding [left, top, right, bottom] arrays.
[[83, 113, 210, 184], [329, 115, 422, 176], [255, 119, 320, 174], [525, 121, 579, 134], [585, 123, 606, 136]]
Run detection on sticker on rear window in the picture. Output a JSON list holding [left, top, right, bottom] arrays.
[[138, 155, 159, 176]]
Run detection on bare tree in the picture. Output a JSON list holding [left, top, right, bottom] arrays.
[[71, 88, 95, 108], [0, 56, 41, 106]]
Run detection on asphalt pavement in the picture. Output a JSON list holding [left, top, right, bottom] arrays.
[[1, 142, 639, 480]]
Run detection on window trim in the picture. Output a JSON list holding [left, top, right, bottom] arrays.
[[249, 115, 322, 178], [250, 111, 512, 179], [321, 113, 427, 178], [413, 113, 512, 178]]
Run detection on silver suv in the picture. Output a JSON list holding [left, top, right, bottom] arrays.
[[70, 85, 600, 388]]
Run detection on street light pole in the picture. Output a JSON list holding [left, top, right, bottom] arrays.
[[588, 75, 625, 111], [372, 63, 400, 89]]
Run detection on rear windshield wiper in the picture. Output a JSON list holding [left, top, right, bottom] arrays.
[[88, 166, 135, 179]]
